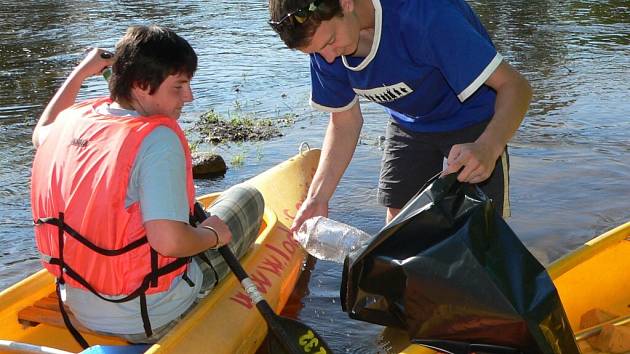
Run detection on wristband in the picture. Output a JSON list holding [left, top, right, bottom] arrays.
[[201, 226, 219, 249]]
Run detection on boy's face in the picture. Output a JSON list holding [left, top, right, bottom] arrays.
[[298, 14, 360, 63], [135, 73, 193, 119]]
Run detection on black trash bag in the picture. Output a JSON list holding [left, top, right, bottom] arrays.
[[341, 173, 579, 354]]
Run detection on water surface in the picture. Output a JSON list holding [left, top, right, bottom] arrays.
[[0, 1, 628, 352]]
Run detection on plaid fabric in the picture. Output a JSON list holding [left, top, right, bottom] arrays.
[[197, 184, 264, 293]]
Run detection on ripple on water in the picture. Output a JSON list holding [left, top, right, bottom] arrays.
[[0, 1, 628, 353]]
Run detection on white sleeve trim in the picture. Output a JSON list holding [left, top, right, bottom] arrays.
[[457, 53, 503, 102], [309, 95, 359, 113]]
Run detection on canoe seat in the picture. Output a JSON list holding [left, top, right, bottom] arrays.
[[17, 291, 94, 334]]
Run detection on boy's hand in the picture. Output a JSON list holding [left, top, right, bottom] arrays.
[[290, 196, 329, 233], [443, 141, 502, 184], [74, 48, 115, 79]]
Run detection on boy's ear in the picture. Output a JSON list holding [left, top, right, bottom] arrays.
[[131, 82, 151, 98], [340, 0, 354, 13]]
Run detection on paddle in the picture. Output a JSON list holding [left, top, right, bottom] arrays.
[[193, 203, 333, 354]]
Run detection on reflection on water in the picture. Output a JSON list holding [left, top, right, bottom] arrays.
[[0, 1, 628, 352]]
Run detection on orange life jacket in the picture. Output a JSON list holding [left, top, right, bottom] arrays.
[[31, 97, 196, 297]]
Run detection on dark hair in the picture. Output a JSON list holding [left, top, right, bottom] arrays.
[[109, 25, 197, 103], [268, 0, 342, 49]]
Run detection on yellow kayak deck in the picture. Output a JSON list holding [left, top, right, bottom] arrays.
[[0, 149, 320, 353]]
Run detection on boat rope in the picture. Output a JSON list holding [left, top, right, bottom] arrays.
[[298, 141, 311, 155]]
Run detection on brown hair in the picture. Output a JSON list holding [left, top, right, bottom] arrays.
[[268, 0, 343, 49], [108, 25, 197, 103]]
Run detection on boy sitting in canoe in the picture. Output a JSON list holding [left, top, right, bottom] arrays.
[[30, 25, 262, 345]]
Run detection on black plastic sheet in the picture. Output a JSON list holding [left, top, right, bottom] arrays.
[[341, 174, 579, 354]]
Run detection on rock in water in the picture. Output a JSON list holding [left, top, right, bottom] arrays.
[[192, 152, 227, 178]]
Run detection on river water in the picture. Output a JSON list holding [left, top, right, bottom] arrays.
[[0, 1, 628, 353]]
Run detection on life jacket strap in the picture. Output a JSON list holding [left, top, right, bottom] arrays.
[[197, 252, 219, 290], [48, 256, 190, 339], [47, 256, 190, 303], [56, 213, 65, 285], [139, 293, 152, 338], [150, 249, 159, 288], [38, 212, 195, 341], [35, 216, 148, 256], [56, 280, 89, 349], [181, 258, 195, 287]]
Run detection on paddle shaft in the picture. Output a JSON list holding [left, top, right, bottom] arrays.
[[217, 245, 304, 354], [193, 203, 306, 354]]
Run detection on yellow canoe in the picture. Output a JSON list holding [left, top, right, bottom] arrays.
[[392, 221, 630, 353], [0, 148, 320, 354]]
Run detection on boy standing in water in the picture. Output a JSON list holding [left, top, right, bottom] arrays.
[[31, 25, 263, 344], [268, 0, 532, 230]]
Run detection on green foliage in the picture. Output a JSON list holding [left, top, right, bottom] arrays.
[[231, 153, 245, 166], [192, 101, 292, 147]]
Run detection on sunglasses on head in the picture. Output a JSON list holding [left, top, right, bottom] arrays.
[[269, 0, 323, 30]]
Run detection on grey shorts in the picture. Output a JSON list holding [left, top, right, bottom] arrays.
[[377, 120, 511, 218]]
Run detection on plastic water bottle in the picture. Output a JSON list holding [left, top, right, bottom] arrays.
[[294, 216, 373, 263]]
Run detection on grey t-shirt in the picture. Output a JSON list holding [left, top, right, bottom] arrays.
[[63, 105, 202, 334]]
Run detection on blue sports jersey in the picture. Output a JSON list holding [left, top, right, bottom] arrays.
[[310, 0, 502, 132]]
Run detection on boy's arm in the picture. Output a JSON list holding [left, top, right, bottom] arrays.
[[444, 61, 532, 183], [135, 128, 233, 257], [289, 102, 364, 232], [145, 217, 232, 257], [33, 48, 114, 147]]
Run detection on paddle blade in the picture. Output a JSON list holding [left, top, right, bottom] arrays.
[[266, 315, 333, 354]]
